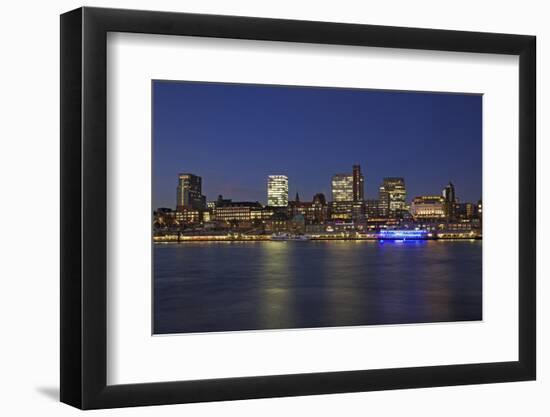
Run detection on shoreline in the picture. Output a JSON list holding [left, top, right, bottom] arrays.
[[153, 235, 482, 243]]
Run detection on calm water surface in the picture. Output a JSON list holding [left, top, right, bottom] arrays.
[[154, 240, 482, 334]]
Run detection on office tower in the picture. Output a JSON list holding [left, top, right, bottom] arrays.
[[442, 182, 456, 220], [352, 164, 365, 202], [331, 174, 354, 202], [378, 185, 388, 217], [379, 177, 406, 217], [267, 175, 289, 207], [176, 173, 206, 210], [331, 174, 353, 221]]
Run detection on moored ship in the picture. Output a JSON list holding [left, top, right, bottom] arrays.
[[377, 229, 431, 241], [271, 232, 310, 241]]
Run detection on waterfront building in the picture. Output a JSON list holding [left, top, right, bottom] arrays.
[[288, 193, 329, 224], [442, 182, 457, 220], [379, 177, 407, 217], [289, 214, 306, 234], [410, 195, 446, 219], [155, 207, 173, 216], [175, 207, 201, 224], [444, 221, 477, 232], [311, 193, 328, 223], [352, 164, 365, 202], [267, 175, 289, 207], [305, 223, 327, 234], [289, 200, 311, 220], [153, 208, 178, 230], [330, 201, 354, 221], [264, 211, 290, 233], [202, 210, 212, 222], [329, 221, 357, 233], [366, 217, 400, 229], [409, 220, 442, 232], [250, 206, 275, 221], [214, 201, 262, 222], [176, 173, 206, 210], [456, 202, 476, 220]]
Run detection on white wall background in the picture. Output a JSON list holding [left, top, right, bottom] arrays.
[[0, 0, 545, 415]]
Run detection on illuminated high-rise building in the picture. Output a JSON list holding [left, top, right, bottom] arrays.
[[331, 174, 354, 202], [442, 182, 456, 220], [331, 174, 353, 221], [352, 164, 365, 202], [379, 177, 406, 217], [176, 173, 206, 210], [267, 175, 289, 207]]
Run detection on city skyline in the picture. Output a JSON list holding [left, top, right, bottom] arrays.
[[162, 169, 475, 210], [153, 81, 482, 209], [155, 165, 481, 239]]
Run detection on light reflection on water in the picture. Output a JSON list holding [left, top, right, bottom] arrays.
[[258, 242, 292, 329], [153, 240, 482, 334]]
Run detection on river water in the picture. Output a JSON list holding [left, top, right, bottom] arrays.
[[153, 240, 482, 334]]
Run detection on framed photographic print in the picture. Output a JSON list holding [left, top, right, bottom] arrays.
[[60, 7, 536, 409]]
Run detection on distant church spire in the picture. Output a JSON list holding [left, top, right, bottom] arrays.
[[295, 192, 300, 203]]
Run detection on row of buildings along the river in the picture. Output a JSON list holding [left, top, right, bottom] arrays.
[[154, 164, 482, 239]]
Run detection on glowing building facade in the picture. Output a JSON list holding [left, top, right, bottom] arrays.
[[442, 182, 457, 220], [214, 202, 262, 222], [410, 195, 446, 219], [158, 170, 481, 237], [379, 177, 407, 217], [267, 175, 289, 207], [176, 173, 206, 210], [331, 174, 354, 202]]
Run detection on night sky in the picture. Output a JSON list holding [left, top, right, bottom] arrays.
[[153, 81, 482, 209]]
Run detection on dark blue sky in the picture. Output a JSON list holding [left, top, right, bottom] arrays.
[[153, 81, 481, 209]]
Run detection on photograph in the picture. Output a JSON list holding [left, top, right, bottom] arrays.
[[152, 80, 483, 335]]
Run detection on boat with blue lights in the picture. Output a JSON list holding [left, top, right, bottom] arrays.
[[376, 229, 432, 241]]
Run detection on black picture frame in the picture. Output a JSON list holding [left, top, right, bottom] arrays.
[[60, 6, 536, 410]]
